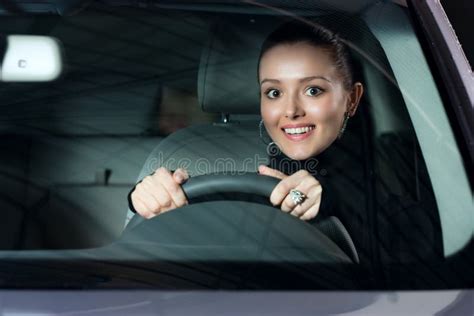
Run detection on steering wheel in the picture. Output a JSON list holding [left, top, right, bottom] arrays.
[[126, 172, 280, 230], [123, 173, 359, 264]]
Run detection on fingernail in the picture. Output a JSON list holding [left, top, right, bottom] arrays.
[[175, 174, 183, 182]]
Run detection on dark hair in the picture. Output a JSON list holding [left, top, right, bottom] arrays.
[[258, 20, 356, 90]]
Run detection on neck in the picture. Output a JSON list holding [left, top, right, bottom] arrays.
[[269, 149, 330, 176]]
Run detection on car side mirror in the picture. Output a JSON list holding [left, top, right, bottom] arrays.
[[0, 35, 63, 82]]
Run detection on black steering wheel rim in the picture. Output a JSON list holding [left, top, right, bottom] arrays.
[[182, 172, 280, 200], [126, 172, 280, 231]]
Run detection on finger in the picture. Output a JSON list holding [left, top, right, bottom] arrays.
[[155, 168, 188, 207], [290, 204, 306, 217], [281, 176, 317, 212], [258, 165, 287, 180], [132, 191, 158, 219], [300, 185, 323, 221], [283, 191, 310, 215], [135, 199, 156, 219], [173, 168, 189, 184], [282, 189, 302, 214], [131, 194, 149, 217], [281, 197, 294, 213], [290, 194, 315, 217], [141, 175, 176, 211], [153, 181, 178, 212], [150, 168, 181, 210], [269, 170, 312, 206], [136, 181, 162, 211], [300, 202, 321, 221]]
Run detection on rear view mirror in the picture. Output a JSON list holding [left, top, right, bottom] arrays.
[[0, 35, 63, 82]]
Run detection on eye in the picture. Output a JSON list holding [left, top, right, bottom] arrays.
[[265, 89, 281, 99], [305, 86, 324, 97]]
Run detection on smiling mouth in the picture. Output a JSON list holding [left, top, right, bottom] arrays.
[[282, 125, 315, 135]]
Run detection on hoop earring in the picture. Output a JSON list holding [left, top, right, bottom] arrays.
[[338, 112, 350, 139], [259, 120, 281, 156], [259, 119, 272, 145]]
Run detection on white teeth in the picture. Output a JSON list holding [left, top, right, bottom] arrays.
[[284, 126, 314, 135]]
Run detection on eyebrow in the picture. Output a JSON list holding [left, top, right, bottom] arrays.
[[300, 76, 331, 83], [260, 76, 331, 85], [260, 78, 280, 85]]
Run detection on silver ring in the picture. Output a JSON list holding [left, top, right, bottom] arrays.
[[290, 189, 306, 206]]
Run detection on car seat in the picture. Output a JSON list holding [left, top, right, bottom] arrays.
[[125, 17, 276, 225]]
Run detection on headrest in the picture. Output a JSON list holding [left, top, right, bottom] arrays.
[[198, 17, 279, 114]]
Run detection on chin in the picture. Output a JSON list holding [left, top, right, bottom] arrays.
[[281, 141, 330, 161], [282, 147, 315, 161]]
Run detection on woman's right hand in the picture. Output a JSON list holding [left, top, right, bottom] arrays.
[[131, 167, 189, 219]]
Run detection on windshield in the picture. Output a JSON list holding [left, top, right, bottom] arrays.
[[0, 0, 472, 290]]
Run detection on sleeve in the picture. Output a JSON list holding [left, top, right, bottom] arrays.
[[127, 185, 138, 214], [124, 184, 139, 229], [307, 175, 334, 224], [124, 173, 148, 229]]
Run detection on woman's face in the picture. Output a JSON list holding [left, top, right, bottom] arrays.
[[259, 42, 358, 160]]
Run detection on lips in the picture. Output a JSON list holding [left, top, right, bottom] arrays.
[[281, 124, 315, 141]]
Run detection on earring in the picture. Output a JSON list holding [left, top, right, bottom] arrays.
[[259, 119, 272, 145], [338, 112, 350, 139], [259, 120, 281, 156]]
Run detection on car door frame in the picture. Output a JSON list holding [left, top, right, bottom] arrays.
[[407, 0, 473, 189]]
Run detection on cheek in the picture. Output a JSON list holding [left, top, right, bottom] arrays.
[[260, 100, 280, 125], [307, 95, 345, 123]]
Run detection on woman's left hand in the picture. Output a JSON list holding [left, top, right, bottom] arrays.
[[258, 165, 322, 221]]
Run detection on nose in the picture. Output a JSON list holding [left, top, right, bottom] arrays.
[[285, 93, 305, 119]]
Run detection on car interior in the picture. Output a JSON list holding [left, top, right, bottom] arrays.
[[1, 0, 465, 289]]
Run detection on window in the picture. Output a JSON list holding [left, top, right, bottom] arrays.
[[0, 0, 472, 291]]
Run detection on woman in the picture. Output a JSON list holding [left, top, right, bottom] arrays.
[[127, 21, 364, 222]]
